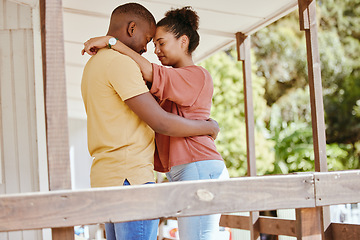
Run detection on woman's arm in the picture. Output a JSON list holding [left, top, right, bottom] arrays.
[[82, 36, 153, 82]]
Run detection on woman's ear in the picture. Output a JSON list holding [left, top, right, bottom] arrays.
[[180, 35, 189, 50], [127, 21, 136, 37]]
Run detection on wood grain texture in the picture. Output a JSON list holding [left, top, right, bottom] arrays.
[[40, 0, 71, 192], [237, 32, 260, 240], [259, 216, 297, 237], [331, 223, 360, 240], [220, 215, 296, 237], [0, 174, 315, 232], [296, 208, 322, 239], [298, 1, 331, 238], [298, 0, 327, 172], [220, 215, 250, 230], [40, 0, 73, 238], [315, 170, 360, 206]]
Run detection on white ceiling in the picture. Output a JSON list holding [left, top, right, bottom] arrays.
[[61, 0, 298, 119]]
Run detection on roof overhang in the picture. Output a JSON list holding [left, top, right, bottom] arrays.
[[8, 0, 299, 119]]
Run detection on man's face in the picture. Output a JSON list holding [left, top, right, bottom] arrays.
[[129, 22, 156, 55]]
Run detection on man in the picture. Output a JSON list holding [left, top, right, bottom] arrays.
[[81, 3, 218, 240]]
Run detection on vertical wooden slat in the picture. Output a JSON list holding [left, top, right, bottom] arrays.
[[32, 0, 50, 194], [12, 29, 33, 193], [0, 6, 4, 184], [1, 27, 23, 240], [296, 208, 322, 239], [298, 0, 327, 172], [1, 23, 41, 239], [0, 0, 4, 29], [236, 32, 257, 177], [52, 228, 75, 239], [40, 0, 74, 238], [0, 91, 2, 186], [0, 23, 8, 240], [0, 30, 20, 195], [236, 32, 260, 240], [26, 29, 39, 192], [0, 30, 16, 239], [298, 0, 330, 239], [4, 1, 18, 29]]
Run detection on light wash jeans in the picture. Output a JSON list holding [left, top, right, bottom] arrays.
[[166, 160, 229, 240], [105, 179, 159, 240]]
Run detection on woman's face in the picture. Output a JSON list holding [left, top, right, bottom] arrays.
[[153, 26, 184, 67]]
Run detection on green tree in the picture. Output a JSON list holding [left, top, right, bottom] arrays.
[[201, 50, 275, 177], [251, 0, 360, 171], [200, 0, 360, 176]]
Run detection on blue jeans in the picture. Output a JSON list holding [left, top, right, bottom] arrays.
[[166, 160, 229, 240], [105, 179, 159, 240]]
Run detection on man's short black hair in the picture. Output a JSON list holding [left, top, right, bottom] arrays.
[[112, 3, 156, 26]]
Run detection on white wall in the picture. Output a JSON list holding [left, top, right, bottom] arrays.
[[0, 0, 46, 239], [69, 118, 92, 190]]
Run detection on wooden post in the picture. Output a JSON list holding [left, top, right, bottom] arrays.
[[298, 0, 327, 172], [297, 0, 331, 239], [236, 32, 260, 240], [296, 208, 322, 239], [40, 0, 74, 239]]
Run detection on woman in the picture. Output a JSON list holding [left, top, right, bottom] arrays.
[[83, 6, 229, 240]]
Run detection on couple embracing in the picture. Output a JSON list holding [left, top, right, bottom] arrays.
[[81, 3, 229, 240]]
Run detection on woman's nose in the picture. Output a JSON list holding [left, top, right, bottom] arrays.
[[154, 47, 160, 54]]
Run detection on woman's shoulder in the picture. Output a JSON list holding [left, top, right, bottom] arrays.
[[182, 65, 211, 77], [153, 64, 212, 83], [189, 65, 213, 82]]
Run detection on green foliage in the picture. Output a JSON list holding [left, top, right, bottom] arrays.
[[325, 72, 360, 143], [200, 0, 360, 176], [252, 14, 308, 105], [268, 98, 359, 174], [200, 50, 275, 177], [252, 0, 360, 145]]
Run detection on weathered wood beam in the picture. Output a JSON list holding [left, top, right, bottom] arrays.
[[39, 0, 71, 193], [39, 0, 73, 238], [220, 215, 250, 230], [331, 223, 360, 239], [298, 0, 327, 172], [220, 215, 297, 237], [298, 0, 329, 238], [259, 216, 296, 237], [236, 31, 259, 240], [236, 32, 256, 174], [0, 174, 315, 232], [314, 170, 360, 206]]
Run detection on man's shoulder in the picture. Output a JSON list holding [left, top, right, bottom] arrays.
[[103, 49, 139, 68], [86, 49, 139, 72], [95, 49, 133, 61]]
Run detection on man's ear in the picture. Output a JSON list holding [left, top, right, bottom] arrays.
[[127, 21, 136, 37]]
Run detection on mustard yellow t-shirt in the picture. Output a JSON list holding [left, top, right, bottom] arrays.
[[81, 48, 155, 187]]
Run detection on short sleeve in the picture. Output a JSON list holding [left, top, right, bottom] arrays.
[[150, 64, 206, 106], [107, 55, 149, 101]]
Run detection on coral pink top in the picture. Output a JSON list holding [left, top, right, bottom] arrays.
[[150, 64, 223, 173]]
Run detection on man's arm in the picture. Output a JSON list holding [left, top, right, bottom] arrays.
[[125, 92, 219, 139]]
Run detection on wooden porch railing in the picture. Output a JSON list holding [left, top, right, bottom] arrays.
[[32, 0, 357, 239], [0, 170, 359, 239]]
